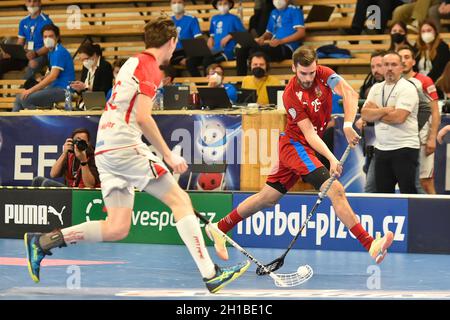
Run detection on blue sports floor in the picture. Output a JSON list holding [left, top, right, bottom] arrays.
[[1, 239, 450, 300]]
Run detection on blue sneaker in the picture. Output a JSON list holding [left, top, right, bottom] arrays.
[[24, 233, 51, 283], [204, 261, 250, 294]]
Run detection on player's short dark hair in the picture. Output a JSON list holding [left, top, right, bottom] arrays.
[[371, 50, 386, 59], [397, 45, 415, 56], [78, 42, 103, 57], [41, 24, 61, 42], [144, 15, 177, 49], [159, 64, 177, 82], [71, 128, 91, 141], [292, 46, 317, 67]]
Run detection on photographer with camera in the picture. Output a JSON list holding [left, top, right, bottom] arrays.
[[31, 128, 100, 188]]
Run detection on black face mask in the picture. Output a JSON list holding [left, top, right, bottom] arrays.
[[391, 33, 406, 44], [252, 67, 266, 78]]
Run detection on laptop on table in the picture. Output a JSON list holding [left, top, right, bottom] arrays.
[[163, 85, 190, 110], [82, 91, 106, 110], [197, 87, 232, 110], [266, 86, 285, 105], [236, 88, 257, 106]]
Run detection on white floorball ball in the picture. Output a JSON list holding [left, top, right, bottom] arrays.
[[297, 265, 310, 277]]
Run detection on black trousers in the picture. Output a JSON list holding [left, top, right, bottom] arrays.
[[374, 147, 419, 194], [351, 0, 404, 34], [235, 44, 293, 76]]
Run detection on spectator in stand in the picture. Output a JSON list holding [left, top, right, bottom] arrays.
[[13, 24, 75, 112], [428, 0, 450, 32], [344, 0, 404, 37], [388, 21, 416, 53], [206, 63, 237, 103], [0, 0, 53, 80], [241, 52, 281, 105], [70, 43, 113, 109], [361, 51, 420, 194], [31, 128, 100, 188], [415, 20, 450, 82], [187, 0, 245, 77], [106, 59, 126, 101], [391, 0, 441, 32], [248, 0, 275, 37], [169, 0, 203, 75], [436, 61, 450, 99], [356, 50, 385, 193], [236, 0, 305, 76]]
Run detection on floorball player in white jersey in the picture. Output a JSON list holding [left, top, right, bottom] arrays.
[[24, 15, 249, 294]]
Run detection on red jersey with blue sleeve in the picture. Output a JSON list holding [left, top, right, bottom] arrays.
[[283, 65, 341, 146], [95, 52, 162, 155], [265, 65, 343, 190]]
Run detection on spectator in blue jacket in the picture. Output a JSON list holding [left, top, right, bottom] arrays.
[[235, 0, 305, 75], [186, 0, 245, 76], [0, 0, 53, 80], [170, 0, 203, 71], [13, 24, 75, 112]]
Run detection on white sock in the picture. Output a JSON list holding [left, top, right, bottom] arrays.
[[176, 214, 216, 279], [61, 221, 103, 245]]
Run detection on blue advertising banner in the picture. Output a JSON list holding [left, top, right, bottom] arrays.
[[0, 114, 242, 189], [232, 193, 408, 253], [434, 115, 450, 195], [408, 197, 450, 254]]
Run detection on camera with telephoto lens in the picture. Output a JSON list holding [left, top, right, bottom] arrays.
[[69, 138, 88, 152]]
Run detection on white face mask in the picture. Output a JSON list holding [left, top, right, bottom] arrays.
[[421, 32, 435, 44], [273, 0, 287, 10], [217, 5, 229, 14], [209, 72, 222, 85], [171, 3, 184, 14], [83, 58, 95, 70], [43, 37, 55, 49], [27, 6, 40, 15]]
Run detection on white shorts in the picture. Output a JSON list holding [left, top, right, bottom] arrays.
[[418, 117, 434, 179], [95, 145, 169, 198]]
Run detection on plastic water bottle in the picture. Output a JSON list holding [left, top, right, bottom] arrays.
[[64, 85, 72, 111]]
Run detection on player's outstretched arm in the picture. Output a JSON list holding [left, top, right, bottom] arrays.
[[297, 118, 342, 177], [333, 78, 360, 147], [136, 94, 188, 174]]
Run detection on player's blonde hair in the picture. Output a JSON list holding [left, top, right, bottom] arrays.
[[292, 46, 317, 67], [144, 15, 177, 49]]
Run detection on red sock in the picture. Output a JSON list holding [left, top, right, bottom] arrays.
[[350, 223, 374, 251], [218, 208, 244, 233]]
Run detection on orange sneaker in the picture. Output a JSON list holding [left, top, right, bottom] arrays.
[[369, 231, 394, 264]]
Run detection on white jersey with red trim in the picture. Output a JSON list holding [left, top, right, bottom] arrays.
[[95, 52, 162, 154]]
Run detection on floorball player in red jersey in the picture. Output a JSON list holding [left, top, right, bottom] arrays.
[[207, 46, 394, 263], [24, 15, 249, 294]]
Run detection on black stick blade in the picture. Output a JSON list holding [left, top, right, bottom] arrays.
[[255, 257, 285, 275]]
